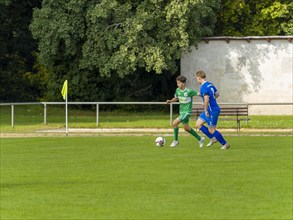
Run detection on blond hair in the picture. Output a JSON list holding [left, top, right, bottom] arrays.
[[195, 71, 206, 79]]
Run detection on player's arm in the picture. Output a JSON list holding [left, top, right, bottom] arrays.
[[166, 97, 178, 104], [203, 95, 210, 116], [190, 89, 200, 97], [214, 91, 219, 99]]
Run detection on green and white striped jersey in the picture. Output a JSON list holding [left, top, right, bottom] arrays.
[[175, 88, 198, 114]]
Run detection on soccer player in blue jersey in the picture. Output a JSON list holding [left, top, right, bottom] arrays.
[[195, 71, 230, 149], [167, 75, 205, 148]]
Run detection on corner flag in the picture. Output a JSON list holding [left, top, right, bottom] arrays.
[[61, 80, 68, 100], [61, 80, 68, 136]]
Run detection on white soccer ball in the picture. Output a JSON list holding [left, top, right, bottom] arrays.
[[155, 137, 166, 147]]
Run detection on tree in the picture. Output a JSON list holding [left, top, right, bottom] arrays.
[[0, 0, 12, 6], [215, 0, 293, 36], [30, 0, 220, 101], [0, 0, 43, 102]]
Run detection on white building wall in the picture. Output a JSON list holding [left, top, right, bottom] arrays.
[[181, 38, 293, 115]]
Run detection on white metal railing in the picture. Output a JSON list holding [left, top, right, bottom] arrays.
[[0, 102, 173, 128], [0, 102, 292, 128]]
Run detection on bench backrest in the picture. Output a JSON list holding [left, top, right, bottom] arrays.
[[192, 105, 249, 117]]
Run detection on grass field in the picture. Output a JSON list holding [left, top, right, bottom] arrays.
[[1, 136, 292, 219]]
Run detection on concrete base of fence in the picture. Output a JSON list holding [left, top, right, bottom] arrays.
[[1, 128, 291, 138]]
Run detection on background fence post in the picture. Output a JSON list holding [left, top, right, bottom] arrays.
[[44, 103, 47, 125], [11, 104, 14, 128], [170, 103, 173, 126], [96, 103, 99, 127]]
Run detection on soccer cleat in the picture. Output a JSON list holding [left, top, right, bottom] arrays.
[[170, 140, 179, 147], [207, 137, 218, 147], [199, 137, 205, 148], [220, 143, 230, 150]]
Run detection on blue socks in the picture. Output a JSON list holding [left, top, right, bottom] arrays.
[[213, 130, 227, 145], [200, 125, 227, 145], [199, 125, 213, 139]]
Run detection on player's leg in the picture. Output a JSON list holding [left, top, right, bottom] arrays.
[[201, 113, 218, 147], [181, 114, 205, 147], [208, 111, 230, 149], [196, 112, 214, 139], [170, 117, 181, 147], [184, 124, 201, 141], [209, 128, 229, 149]]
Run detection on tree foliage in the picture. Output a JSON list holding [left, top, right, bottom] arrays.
[[29, 0, 220, 101], [4, 0, 291, 103], [215, 0, 293, 36], [31, 0, 219, 77], [0, 0, 12, 6], [0, 0, 43, 102]]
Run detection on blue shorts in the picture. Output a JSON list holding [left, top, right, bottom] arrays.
[[199, 110, 220, 127]]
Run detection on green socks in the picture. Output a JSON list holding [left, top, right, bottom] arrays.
[[174, 127, 179, 141], [189, 128, 201, 141], [174, 127, 200, 141]]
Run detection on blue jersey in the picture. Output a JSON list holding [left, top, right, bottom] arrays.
[[200, 81, 220, 112]]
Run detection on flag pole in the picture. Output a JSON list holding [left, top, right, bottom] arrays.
[[65, 90, 68, 136], [61, 80, 68, 136]]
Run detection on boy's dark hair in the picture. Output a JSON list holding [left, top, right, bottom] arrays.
[[176, 75, 187, 83]]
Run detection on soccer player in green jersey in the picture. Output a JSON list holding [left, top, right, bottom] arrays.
[[166, 75, 205, 147]]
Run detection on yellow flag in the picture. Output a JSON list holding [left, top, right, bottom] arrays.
[[61, 80, 68, 100]]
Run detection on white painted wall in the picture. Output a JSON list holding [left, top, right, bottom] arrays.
[[181, 38, 293, 115]]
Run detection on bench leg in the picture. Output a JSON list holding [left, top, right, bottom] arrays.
[[237, 120, 240, 132]]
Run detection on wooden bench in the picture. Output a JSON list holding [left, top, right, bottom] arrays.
[[192, 105, 250, 132]]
